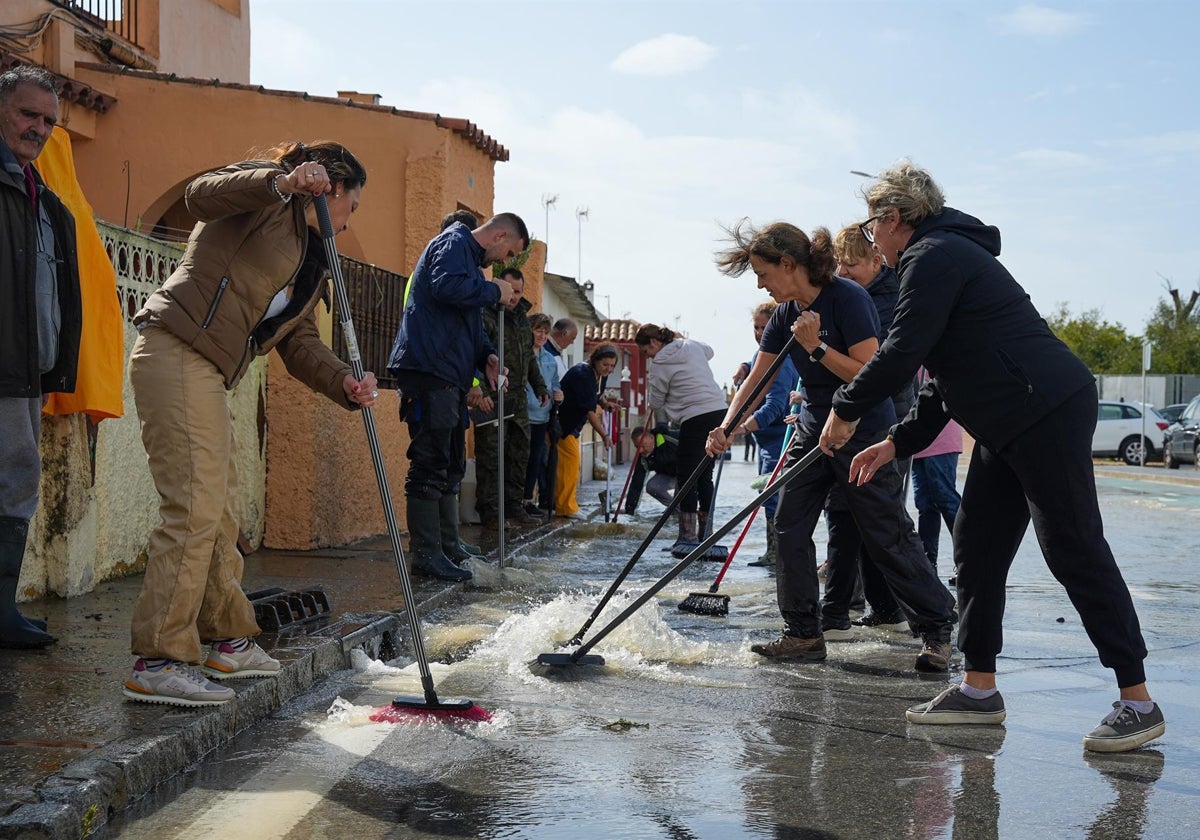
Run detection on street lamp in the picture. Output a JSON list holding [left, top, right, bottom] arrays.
[[541, 193, 558, 245], [576, 206, 589, 282]]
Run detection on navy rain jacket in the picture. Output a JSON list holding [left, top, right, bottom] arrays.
[[387, 223, 500, 389]]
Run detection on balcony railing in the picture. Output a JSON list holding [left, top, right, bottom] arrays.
[[57, 0, 142, 50], [97, 221, 407, 388], [330, 260, 408, 391]]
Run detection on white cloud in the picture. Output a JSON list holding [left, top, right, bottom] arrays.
[[1012, 148, 1096, 167], [610, 33, 717, 77], [993, 4, 1090, 37]]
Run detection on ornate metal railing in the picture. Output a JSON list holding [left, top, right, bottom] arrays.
[[97, 221, 407, 387], [98, 220, 182, 323]]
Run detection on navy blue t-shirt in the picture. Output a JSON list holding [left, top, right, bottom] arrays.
[[759, 277, 896, 434], [558, 362, 600, 437]]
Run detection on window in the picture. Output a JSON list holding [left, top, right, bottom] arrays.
[[1098, 404, 1123, 422], [1121, 405, 1142, 420]]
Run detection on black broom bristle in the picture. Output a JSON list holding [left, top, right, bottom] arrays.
[[678, 591, 730, 616]]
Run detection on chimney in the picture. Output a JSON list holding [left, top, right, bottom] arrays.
[[338, 91, 382, 105]]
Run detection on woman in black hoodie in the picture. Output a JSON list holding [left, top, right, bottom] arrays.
[[823, 161, 1163, 754]]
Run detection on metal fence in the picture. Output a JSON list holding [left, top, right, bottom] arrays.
[[97, 221, 408, 389], [330, 258, 408, 391], [58, 0, 141, 48]]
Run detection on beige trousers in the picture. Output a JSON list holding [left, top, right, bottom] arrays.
[[128, 327, 259, 662]]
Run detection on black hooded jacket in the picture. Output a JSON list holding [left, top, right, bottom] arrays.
[[831, 207, 1093, 455]]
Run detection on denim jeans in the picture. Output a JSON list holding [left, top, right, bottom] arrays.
[[911, 452, 961, 568]]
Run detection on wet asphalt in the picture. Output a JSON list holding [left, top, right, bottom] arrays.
[[1, 457, 1197, 838]]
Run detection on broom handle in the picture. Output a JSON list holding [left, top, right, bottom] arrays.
[[566, 338, 797, 645], [708, 378, 803, 591], [613, 409, 653, 522], [314, 195, 441, 705], [573, 444, 825, 660]]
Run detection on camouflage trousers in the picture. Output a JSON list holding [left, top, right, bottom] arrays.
[[474, 416, 531, 520]]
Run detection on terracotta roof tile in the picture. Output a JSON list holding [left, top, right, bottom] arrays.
[[73, 62, 508, 161]]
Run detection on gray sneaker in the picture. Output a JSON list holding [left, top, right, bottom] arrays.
[[820, 621, 858, 642], [202, 640, 281, 680], [1084, 701, 1166, 753], [123, 660, 236, 707], [906, 684, 1006, 725], [750, 634, 827, 661]]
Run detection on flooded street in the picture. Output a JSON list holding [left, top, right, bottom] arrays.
[[107, 459, 1200, 839]]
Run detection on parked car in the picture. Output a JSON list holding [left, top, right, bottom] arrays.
[[1093, 400, 1168, 465], [1163, 395, 1200, 469], [1159, 403, 1189, 424]]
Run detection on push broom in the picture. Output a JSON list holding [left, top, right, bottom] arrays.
[[537, 443, 824, 668], [677, 443, 790, 616], [312, 194, 490, 722], [542, 339, 798, 664]]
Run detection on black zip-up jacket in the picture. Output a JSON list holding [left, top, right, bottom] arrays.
[[0, 148, 81, 398], [832, 207, 1093, 456]]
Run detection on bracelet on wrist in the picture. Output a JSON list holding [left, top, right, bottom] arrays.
[[268, 174, 292, 204]]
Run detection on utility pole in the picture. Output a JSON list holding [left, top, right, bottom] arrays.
[[576, 206, 589, 282]]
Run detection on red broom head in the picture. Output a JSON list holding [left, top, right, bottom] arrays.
[[370, 703, 493, 724]]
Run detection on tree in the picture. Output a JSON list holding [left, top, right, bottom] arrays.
[[1045, 304, 1141, 373], [1143, 281, 1200, 373]]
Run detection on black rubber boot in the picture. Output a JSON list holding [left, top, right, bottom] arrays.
[[407, 498, 471, 582], [439, 495, 486, 564], [748, 517, 777, 567], [0, 517, 56, 649]]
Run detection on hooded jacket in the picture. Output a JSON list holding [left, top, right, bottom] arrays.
[[832, 207, 1093, 455], [133, 161, 354, 407], [647, 338, 729, 425]]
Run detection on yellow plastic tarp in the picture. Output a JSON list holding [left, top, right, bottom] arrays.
[[33, 127, 124, 420]]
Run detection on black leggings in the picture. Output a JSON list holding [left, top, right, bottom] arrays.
[[676, 410, 726, 514]]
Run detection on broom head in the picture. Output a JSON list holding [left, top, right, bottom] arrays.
[[678, 591, 730, 616], [371, 695, 493, 723]]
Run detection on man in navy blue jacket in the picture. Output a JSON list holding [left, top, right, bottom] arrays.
[[387, 213, 528, 580]]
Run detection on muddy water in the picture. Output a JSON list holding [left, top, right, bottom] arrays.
[[108, 460, 1200, 839]]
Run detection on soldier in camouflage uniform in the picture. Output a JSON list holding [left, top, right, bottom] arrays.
[[475, 269, 548, 525]]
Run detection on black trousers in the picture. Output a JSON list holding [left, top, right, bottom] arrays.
[[825, 457, 912, 620], [954, 382, 1147, 686], [676, 410, 726, 514], [397, 372, 467, 501], [774, 423, 955, 640]]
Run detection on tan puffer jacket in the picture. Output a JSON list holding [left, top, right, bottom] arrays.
[[133, 161, 353, 407]]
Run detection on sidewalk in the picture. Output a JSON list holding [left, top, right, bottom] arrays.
[[0, 503, 582, 840]]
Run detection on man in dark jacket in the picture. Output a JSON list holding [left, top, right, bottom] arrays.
[[474, 268, 548, 526], [624, 423, 679, 513], [0, 66, 82, 649], [387, 213, 527, 581]]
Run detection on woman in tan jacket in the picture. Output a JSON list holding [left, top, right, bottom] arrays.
[[124, 141, 375, 707]]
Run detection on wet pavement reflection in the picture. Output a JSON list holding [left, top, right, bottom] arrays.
[[106, 460, 1200, 839]]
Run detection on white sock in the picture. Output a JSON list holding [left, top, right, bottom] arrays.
[[959, 681, 998, 700], [1123, 699, 1156, 714]]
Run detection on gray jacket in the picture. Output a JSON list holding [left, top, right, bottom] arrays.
[[647, 338, 728, 425]]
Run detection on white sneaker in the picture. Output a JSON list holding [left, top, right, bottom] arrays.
[[123, 660, 235, 707], [202, 640, 281, 679]]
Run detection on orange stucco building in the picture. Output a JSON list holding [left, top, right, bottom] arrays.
[[2, 0, 530, 595]]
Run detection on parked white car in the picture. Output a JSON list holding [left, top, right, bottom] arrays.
[[1093, 400, 1168, 465]]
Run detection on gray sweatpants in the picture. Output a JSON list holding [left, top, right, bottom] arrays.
[[0, 397, 42, 521]]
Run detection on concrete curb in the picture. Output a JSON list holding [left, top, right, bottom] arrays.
[[0, 588, 459, 840]]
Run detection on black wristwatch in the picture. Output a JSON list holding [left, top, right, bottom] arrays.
[[809, 342, 828, 363]]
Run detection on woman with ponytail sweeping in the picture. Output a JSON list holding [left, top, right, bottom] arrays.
[[123, 141, 376, 707]]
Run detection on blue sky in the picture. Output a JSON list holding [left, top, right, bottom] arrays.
[[251, 0, 1200, 380]]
